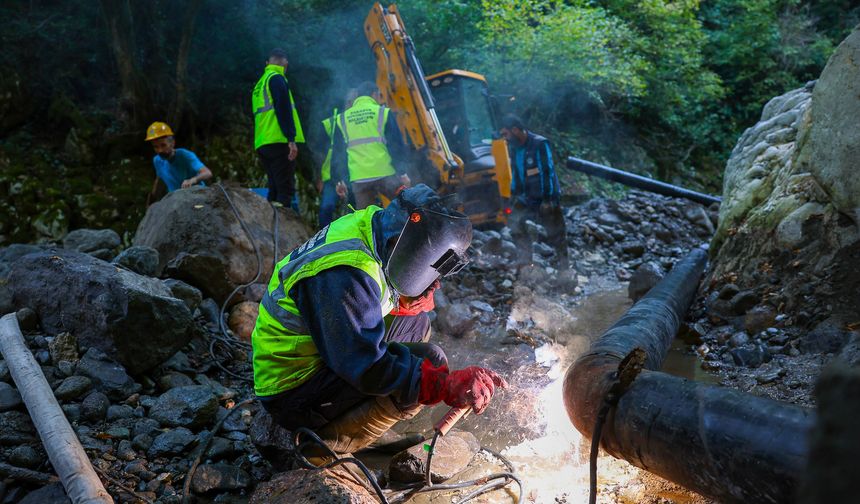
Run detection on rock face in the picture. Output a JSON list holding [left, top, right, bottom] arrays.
[[250, 467, 378, 504], [133, 183, 310, 305], [228, 301, 259, 341], [709, 27, 860, 333], [9, 250, 193, 374]]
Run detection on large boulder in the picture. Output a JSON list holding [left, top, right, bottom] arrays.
[[133, 183, 310, 305], [9, 249, 193, 374], [709, 27, 860, 330], [250, 467, 377, 504]]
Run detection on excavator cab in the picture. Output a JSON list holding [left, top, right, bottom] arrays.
[[364, 3, 511, 226], [427, 70, 512, 223]]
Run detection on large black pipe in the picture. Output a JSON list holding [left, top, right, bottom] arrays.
[[566, 156, 721, 206], [562, 248, 814, 503]]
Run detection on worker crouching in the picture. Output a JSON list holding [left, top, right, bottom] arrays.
[[251, 185, 506, 459]]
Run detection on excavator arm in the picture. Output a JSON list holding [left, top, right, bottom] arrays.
[[364, 3, 464, 188]]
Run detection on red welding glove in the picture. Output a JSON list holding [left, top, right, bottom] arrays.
[[417, 359, 508, 414], [389, 280, 440, 316]]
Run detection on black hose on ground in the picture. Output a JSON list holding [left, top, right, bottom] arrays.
[[207, 184, 281, 382], [293, 427, 523, 504]]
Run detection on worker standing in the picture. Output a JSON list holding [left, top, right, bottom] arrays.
[[500, 114, 569, 267], [331, 81, 411, 209], [316, 89, 357, 227], [251, 185, 506, 457], [144, 121, 212, 205], [252, 48, 304, 208]]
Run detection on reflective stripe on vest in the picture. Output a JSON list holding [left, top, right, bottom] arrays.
[[252, 65, 305, 149], [251, 207, 396, 396], [336, 96, 396, 182]]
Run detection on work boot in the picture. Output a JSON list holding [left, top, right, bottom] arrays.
[[365, 431, 426, 454], [315, 396, 423, 456]]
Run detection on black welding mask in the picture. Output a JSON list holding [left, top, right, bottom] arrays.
[[384, 201, 472, 298]]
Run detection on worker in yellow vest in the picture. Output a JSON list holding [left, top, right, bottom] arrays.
[[315, 89, 357, 227], [252, 185, 506, 457], [252, 48, 304, 208], [331, 81, 411, 209]]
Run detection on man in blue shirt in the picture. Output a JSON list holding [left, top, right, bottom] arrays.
[[145, 121, 213, 204], [500, 114, 568, 267]]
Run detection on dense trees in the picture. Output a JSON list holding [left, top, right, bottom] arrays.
[[0, 0, 855, 243]]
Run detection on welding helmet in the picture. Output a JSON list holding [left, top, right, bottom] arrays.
[[382, 186, 472, 297]]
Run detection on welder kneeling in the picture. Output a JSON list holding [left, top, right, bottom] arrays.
[[251, 185, 506, 461]]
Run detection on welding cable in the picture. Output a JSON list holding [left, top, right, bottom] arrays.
[[206, 183, 278, 382], [293, 427, 390, 504]]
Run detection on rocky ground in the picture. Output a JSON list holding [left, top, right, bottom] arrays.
[[0, 187, 844, 503]]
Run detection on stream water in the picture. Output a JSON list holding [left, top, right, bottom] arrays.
[[361, 286, 715, 503]]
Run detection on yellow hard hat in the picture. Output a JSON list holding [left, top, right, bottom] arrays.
[[145, 121, 174, 142]]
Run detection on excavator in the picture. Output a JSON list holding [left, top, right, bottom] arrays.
[[364, 3, 512, 226]]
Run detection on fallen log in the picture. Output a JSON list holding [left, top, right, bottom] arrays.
[[0, 313, 113, 504], [562, 249, 814, 503], [566, 156, 721, 206]]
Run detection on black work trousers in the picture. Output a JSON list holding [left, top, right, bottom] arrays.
[[259, 313, 446, 431], [257, 143, 296, 206]]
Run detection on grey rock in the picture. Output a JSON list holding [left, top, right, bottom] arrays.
[[15, 307, 38, 331], [104, 426, 130, 439], [730, 345, 771, 368], [162, 279, 203, 312], [389, 430, 480, 483], [801, 317, 853, 353], [112, 246, 160, 277], [18, 483, 69, 504], [81, 391, 110, 422], [469, 300, 494, 313], [49, 332, 78, 365], [729, 291, 759, 315], [620, 241, 645, 257], [9, 249, 193, 374], [744, 305, 777, 335], [157, 372, 195, 391], [124, 459, 156, 481], [133, 433, 154, 452], [250, 466, 377, 504], [161, 351, 195, 374], [756, 368, 785, 384], [216, 406, 250, 433], [198, 298, 221, 326], [0, 411, 36, 445], [597, 212, 622, 226], [0, 360, 8, 381], [0, 382, 22, 411], [133, 418, 162, 438], [117, 439, 137, 461], [106, 404, 135, 420], [53, 375, 93, 400], [205, 437, 240, 460], [61, 404, 81, 423], [434, 303, 475, 338], [9, 445, 41, 469], [135, 184, 310, 305], [0, 244, 43, 279], [190, 464, 251, 493], [533, 242, 555, 258], [149, 385, 218, 429], [63, 228, 121, 254], [628, 262, 664, 302], [56, 360, 76, 377], [148, 427, 196, 458], [250, 409, 297, 471], [76, 348, 140, 401], [0, 282, 13, 316], [729, 332, 750, 348]]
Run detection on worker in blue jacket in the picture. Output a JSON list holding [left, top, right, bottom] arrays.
[[500, 114, 568, 267], [252, 185, 506, 459]]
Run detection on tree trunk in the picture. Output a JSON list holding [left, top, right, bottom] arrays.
[[0, 314, 113, 503], [168, 0, 204, 130], [100, 0, 149, 128]]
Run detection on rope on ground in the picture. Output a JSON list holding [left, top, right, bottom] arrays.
[[181, 398, 256, 504], [588, 347, 647, 504]]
